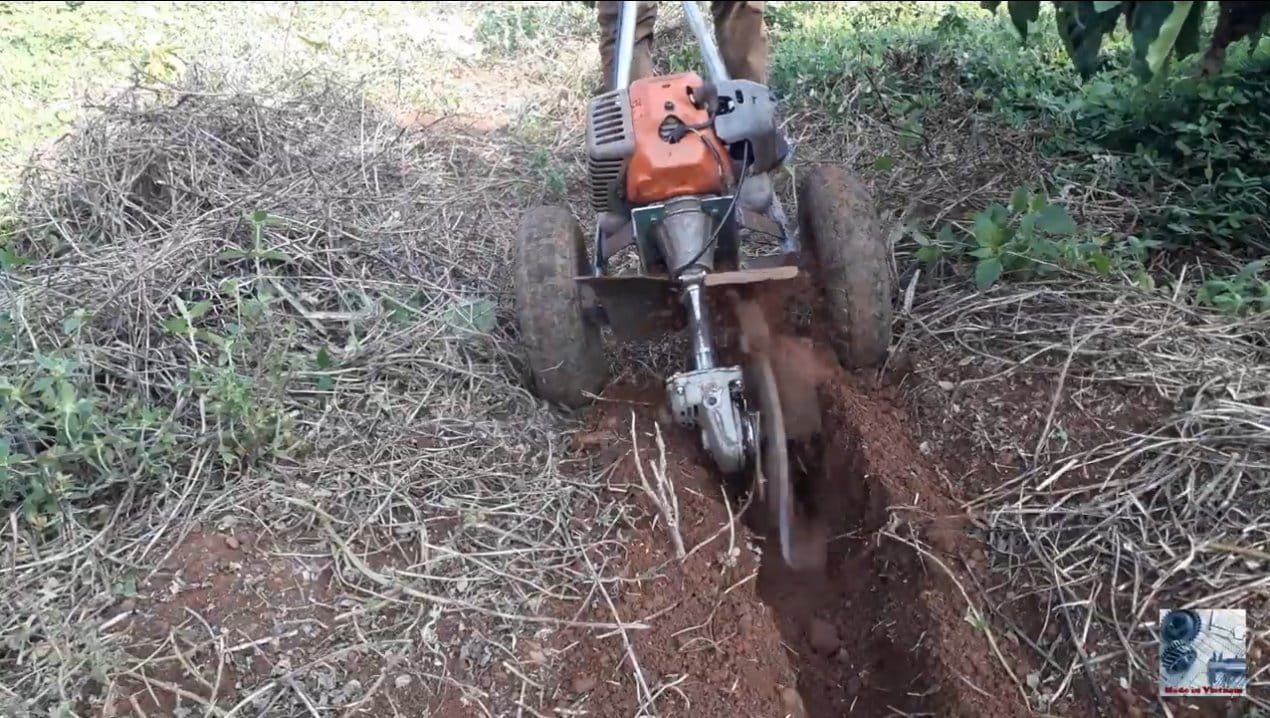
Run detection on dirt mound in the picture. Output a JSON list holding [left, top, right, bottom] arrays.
[[547, 382, 805, 718], [760, 375, 1031, 717], [733, 286, 1035, 716]]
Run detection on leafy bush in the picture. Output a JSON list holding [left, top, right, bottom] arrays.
[[982, 1, 1270, 81], [1197, 259, 1270, 314], [1056, 60, 1270, 251]]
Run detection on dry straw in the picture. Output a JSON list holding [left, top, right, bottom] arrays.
[[908, 277, 1270, 709], [0, 72, 634, 716]]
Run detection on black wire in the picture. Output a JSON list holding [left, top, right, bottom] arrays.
[[681, 140, 751, 271]]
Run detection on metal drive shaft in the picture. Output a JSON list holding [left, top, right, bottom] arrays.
[[681, 274, 715, 370]]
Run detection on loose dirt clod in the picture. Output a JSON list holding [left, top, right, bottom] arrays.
[[807, 618, 841, 656], [706, 279, 1038, 716]]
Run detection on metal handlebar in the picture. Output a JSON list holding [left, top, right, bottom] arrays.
[[613, 1, 732, 90]]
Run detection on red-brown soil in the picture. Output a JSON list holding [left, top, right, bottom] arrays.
[[547, 381, 804, 718], [549, 278, 1053, 717]]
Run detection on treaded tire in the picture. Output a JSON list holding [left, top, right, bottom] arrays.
[[513, 206, 609, 409], [796, 164, 893, 369]]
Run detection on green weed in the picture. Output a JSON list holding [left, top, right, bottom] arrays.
[[918, 186, 1158, 290], [1196, 259, 1270, 315], [475, 2, 592, 57]]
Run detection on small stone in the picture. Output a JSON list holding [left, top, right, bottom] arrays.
[[807, 618, 840, 655], [225, 535, 240, 550], [394, 675, 412, 689], [779, 686, 807, 718], [571, 675, 597, 693], [937, 380, 956, 391], [835, 647, 850, 664]]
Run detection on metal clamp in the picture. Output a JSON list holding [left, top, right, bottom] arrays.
[[667, 366, 747, 474]]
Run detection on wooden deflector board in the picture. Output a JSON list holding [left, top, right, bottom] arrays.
[[576, 259, 799, 342]]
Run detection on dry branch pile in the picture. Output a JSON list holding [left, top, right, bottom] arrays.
[[910, 279, 1270, 708], [0, 74, 625, 716]]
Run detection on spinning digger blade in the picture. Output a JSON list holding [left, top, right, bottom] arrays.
[[747, 353, 792, 562], [735, 297, 827, 572]]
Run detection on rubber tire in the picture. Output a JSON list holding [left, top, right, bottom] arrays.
[[796, 164, 893, 369], [512, 206, 609, 409]]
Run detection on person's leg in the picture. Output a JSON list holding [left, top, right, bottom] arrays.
[[710, 0, 768, 84], [596, 1, 659, 93]]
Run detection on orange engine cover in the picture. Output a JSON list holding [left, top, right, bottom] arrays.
[[624, 72, 732, 205]]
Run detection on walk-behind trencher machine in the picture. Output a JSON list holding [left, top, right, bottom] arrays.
[[512, 1, 893, 569]]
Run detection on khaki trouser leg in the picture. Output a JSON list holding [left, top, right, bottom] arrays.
[[596, 1, 658, 92], [711, 1, 768, 84]]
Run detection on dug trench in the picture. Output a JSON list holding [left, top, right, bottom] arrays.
[[552, 281, 1041, 718]]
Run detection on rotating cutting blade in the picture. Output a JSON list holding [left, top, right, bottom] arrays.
[[734, 297, 827, 572], [745, 352, 794, 565]]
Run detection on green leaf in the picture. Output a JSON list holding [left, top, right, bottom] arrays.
[[1007, 1, 1041, 38], [975, 258, 1004, 290], [969, 246, 998, 259], [253, 249, 293, 262], [1128, 1, 1192, 81], [0, 312, 13, 346], [1088, 251, 1112, 275], [62, 310, 88, 335], [316, 347, 332, 370], [873, 155, 894, 171], [974, 212, 1004, 248], [444, 299, 497, 334], [1092, 1, 1122, 10], [1236, 259, 1267, 282], [1017, 212, 1038, 241], [1035, 204, 1077, 235], [58, 381, 76, 415], [250, 209, 270, 225], [1174, 1, 1207, 60], [937, 224, 956, 245], [916, 245, 941, 265], [0, 246, 30, 271], [160, 317, 188, 334], [186, 300, 213, 320], [112, 576, 138, 598], [1009, 186, 1031, 213], [384, 297, 416, 324]]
